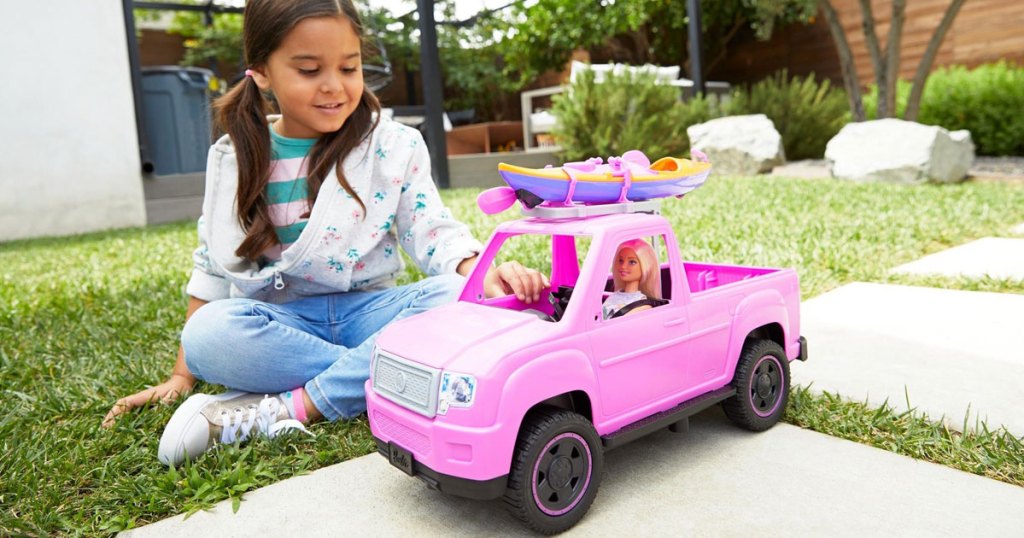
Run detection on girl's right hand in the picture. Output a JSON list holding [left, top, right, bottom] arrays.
[[102, 373, 194, 429]]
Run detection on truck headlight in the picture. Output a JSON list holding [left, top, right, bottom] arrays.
[[436, 371, 477, 415]]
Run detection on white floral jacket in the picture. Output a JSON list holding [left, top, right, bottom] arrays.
[[186, 118, 483, 304]]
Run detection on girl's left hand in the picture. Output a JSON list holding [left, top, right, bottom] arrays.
[[485, 261, 550, 303]]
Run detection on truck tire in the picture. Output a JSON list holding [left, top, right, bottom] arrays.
[[504, 406, 603, 534], [723, 339, 790, 431]]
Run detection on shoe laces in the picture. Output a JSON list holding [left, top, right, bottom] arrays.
[[219, 395, 310, 444]]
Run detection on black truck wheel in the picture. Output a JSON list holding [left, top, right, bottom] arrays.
[[723, 339, 791, 431], [504, 406, 603, 534]]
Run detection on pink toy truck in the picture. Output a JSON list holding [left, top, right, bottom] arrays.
[[365, 158, 806, 534]]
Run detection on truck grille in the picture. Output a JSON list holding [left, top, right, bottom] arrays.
[[372, 350, 439, 417], [373, 411, 431, 455]]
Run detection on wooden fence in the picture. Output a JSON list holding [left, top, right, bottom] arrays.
[[711, 0, 1024, 86]]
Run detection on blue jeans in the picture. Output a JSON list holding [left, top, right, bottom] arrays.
[[181, 274, 464, 421]]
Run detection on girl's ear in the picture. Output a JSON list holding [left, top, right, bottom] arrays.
[[250, 67, 271, 91]]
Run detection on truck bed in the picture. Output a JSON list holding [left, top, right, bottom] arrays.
[[681, 262, 780, 294], [616, 262, 784, 299]]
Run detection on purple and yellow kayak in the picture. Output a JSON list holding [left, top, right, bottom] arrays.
[[478, 150, 711, 214], [480, 150, 711, 214]]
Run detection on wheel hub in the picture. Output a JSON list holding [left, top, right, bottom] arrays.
[[547, 456, 573, 488], [756, 373, 773, 398]]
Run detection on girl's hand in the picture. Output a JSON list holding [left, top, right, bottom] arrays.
[[102, 373, 194, 428], [485, 261, 551, 303]]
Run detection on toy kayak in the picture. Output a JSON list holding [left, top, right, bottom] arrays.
[[479, 150, 711, 214]]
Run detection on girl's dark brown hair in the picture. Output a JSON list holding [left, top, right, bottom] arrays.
[[214, 0, 381, 261]]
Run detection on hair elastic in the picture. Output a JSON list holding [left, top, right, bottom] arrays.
[[244, 69, 254, 77]]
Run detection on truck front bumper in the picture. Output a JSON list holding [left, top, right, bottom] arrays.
[[365, 381, 514, 500], [372, 437, 508, 500]]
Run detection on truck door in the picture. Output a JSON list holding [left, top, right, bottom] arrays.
[[588, 234, 694, 417]]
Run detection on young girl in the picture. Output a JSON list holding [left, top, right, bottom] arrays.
[[602, 238, 661, 319], [102, 0, 547, 466]]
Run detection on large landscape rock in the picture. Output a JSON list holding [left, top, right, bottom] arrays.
[[825, 119, 974, 183], [687, 114, 785, 175]]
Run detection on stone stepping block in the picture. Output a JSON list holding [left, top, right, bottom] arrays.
[[793, 282, 1024, 436], [124, 409, 1024, 537], [891, 237, 1024, 281]]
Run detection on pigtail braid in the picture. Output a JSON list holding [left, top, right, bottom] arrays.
[[214, 76, 277, 260]]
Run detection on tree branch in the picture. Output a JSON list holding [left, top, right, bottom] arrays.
[[857, 0, 887, 116], [820, 0, 865, 121], [635, 23, 651, 65], [705, 15, 745, 78], [883, 0, 906, 118], [857, 0, 885, 84], [905, 0, 966, 121]]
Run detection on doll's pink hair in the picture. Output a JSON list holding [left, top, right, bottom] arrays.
[[612, 238, 661, 300]]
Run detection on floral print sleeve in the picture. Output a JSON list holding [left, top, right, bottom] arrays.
[[186, 209, 231, 301], [394, 132, 483, 276]]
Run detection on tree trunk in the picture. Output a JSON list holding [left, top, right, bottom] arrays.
[[905, 0, 966, 121], [857, 0, 887, 117], [883, 0, 907, 118], [820, 0, 865, 121], [705, 16, 744, 79]]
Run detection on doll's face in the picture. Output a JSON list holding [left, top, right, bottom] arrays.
[[615, 248, 642, 284]]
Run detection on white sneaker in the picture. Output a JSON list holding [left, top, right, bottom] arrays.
[[158, 391, 310, 467]]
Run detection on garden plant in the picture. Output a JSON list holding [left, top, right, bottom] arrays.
[[726, 70, 849, 161], [551, 66, 849, 161]]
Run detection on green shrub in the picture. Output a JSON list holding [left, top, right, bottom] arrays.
[[919, 62, 1024, 156], [551, 68, 720, 161], [726, 70, 849, 160], [863, 62, 1024, 156]]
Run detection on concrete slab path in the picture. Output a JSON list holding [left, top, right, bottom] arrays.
[[1011, 223, 1024, 235], [122, 408, 1024, 537], [793, 282, 1024, 435], [891, 237, 1024, 281]]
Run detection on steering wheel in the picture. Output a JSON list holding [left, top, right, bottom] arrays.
[[548, 285, 574, 322], [609, 298, 669, 319]]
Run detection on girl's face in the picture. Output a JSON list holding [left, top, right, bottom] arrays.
[[252, 15, 364, 139], [615, 248, 642, 284]]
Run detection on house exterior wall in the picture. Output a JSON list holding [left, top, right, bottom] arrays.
[[0, 1, 146, 242]]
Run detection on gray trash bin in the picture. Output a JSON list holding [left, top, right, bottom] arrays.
[[141, 66, 214, 175]]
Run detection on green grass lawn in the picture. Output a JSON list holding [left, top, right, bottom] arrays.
[[2, 175, 1023, 535]]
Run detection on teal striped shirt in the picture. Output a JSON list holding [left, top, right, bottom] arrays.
[[263, 128, 317, 261]]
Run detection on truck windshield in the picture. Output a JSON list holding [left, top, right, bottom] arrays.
[[470, 232, 591, 322]]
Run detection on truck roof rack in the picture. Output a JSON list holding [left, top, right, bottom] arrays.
[[521, 198, 663, 219]]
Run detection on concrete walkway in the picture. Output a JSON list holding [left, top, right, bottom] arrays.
[[891, 237, 1024, 280], [793, 282, 1024, 435], [122, 408, 1024, 537]]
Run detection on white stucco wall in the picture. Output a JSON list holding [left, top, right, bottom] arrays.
[[0, 1, 146, 242]]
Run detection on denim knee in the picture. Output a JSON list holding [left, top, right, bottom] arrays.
[[180, 299, 250, 378], [415, 273, 466, 308]]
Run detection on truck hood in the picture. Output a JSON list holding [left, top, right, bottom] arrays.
[[375, 301, 556, 373]]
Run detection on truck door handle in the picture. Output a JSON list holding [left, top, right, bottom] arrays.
[[664, 317, 687, 328]]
